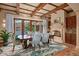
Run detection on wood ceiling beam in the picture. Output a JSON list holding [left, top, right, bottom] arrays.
[[67, 10, 73, 13], [49, 3, 73, 13], [0, 7, 41, 17], [49, 3, 58, 7], [42, 3, 69, 17], [31, 3, 47, 16], [23, 3, 49, 12], [0, 8, 2, 12], [0, 3, 44, 15], [16, 3, 20, 14], [49, 3, 68, 13]]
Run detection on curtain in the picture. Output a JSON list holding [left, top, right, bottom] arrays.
[[6, 14, 14, 33]]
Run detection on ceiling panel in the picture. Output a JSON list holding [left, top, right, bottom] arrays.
[[4, 3, 16, 6], [43, 4, 56, 11], [26, 3, 40, 7], [52, 3, 63, 6], [64, 6, 72, 11], [20, 4, 35, 11], [35, 13, 43, 16], [19, 9, 32, 14], [0, 5, 16, 10], [38, 9, 48, 13], [3, 10, 16, 15]]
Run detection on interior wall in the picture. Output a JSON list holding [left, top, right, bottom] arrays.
[[51, 10, 65, 43], [0, 10, 43, 33], [43, 20, 48, 33], [66, 12, 76, 17], [0, 10, 5, 30], [68, 3, 79, 48]]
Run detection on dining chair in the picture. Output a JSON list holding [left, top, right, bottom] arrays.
[[10, 33, 16, 52], [11, 33, 21, 52], [32, 32, 42, 50], [42, 33, 49, 46]]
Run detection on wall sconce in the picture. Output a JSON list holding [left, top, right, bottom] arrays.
[[3, 20, 5, 22], [2, 20, 6, 28], [2, 23, 5, 28]]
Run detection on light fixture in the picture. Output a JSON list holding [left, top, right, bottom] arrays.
[[3, 20, 5, 22], [2, 23, 5, 28]]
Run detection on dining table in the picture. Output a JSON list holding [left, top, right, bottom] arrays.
[[18, 35, 32, 49]]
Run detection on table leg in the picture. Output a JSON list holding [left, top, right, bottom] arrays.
[[22, 40, 25, 49], [24, 40, 27, 49]]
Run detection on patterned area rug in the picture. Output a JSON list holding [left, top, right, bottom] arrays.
[[0, 42, 67, 56]]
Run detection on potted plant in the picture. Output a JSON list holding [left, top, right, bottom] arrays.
[[0, 39, 3, 47], [0, 30, 10, 46]]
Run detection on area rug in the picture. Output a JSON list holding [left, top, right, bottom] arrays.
[[0, 42, 67, 56]]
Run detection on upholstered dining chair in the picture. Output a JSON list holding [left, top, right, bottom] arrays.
[[32, 32, 42, 50], [42, 33, 49, 45], [9, 33, 16, 52], [11, 33, 21, 52]]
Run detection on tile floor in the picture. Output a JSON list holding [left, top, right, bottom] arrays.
[[0, 42, 67, 56]]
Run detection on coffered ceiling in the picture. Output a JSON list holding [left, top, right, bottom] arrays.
[[0, 3, 73, 17]]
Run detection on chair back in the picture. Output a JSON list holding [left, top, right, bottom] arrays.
[[42, 33, 49, 43], [9, 33, 16, 45], [32, 32, 42, 47]]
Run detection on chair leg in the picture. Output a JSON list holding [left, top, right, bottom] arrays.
[[12, 44, 15, 52], [32, 47, 35, 51], [38, 44, 41, 49]]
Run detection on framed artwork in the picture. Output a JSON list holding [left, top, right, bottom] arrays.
[[54, 17, 62, 24]]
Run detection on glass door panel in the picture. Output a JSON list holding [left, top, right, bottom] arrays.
[[24, 20, 30, 35], [15, 20, 22, 37], [32, 21, 36, 32]]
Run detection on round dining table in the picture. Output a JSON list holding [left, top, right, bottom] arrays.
[[18, 35, 32, 49]]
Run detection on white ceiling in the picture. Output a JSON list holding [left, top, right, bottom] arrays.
[[35, 13, 43, 16], [0, 4, 16, 10], [38, 9, 48, 13], [64, 6, 72, 11], [19, 9, 32, 13], [0, 3, 73, 17], [43, 4, 56, 10], [4, 3, 16, 6], [27, 3, 39, 7], [52, 3, 63, 6], [20, 4, 35, 11]]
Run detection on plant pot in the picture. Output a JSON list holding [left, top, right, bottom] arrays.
[[0, 49, 3, 54], [0, 40, 3, 47], [3, 42, 8, 46]]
